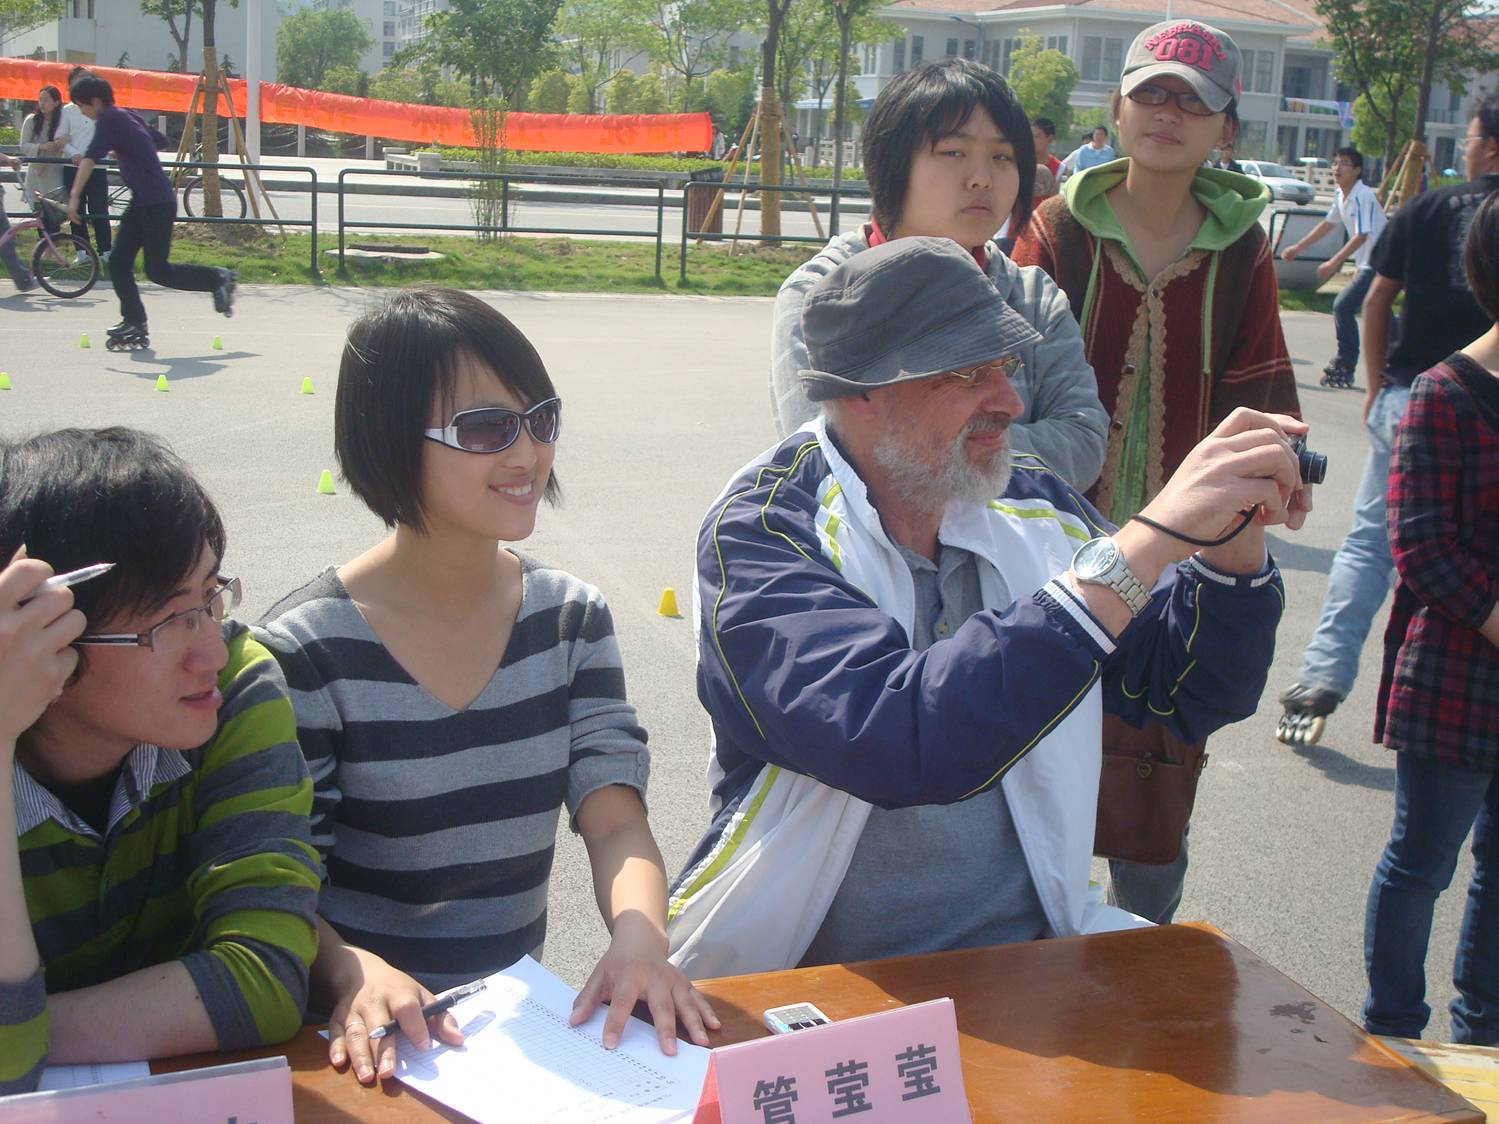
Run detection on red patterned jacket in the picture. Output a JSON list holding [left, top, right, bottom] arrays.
[[1377, 355, 1499, 770]]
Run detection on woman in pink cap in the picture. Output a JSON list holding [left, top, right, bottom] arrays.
[[1012, 19, 1300, 925]]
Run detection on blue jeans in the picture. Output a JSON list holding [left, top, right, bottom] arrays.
[[0, 202, 32, 287], [1108, 826, 1188, 925], [1332, 267, 1376, 370], [1295, 384, 1410, 698], [1363, 753, 1499, 1044]]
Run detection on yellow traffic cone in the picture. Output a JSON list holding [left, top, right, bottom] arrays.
[[80, 333, 90, 349], [155, 374, 169, 392], [300, 376, 315, 395], [316, 469, 336, 496], [0, 372, 11, 390], [656, 588, 681, 618], [211, 336, 223, 351]]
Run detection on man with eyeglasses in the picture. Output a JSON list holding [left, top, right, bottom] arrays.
[[0, 428, 321, 1095], [667, 238, 1311, 976], [1277, 95, 1499, 746]]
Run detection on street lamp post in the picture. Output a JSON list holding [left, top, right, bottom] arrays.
[[950, 14, 986, 70]]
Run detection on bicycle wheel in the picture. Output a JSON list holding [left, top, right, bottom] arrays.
[[181, 176, 248, 219], [32, 233, 99, 298]]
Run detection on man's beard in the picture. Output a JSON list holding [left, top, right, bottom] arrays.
[[872, 413, 1013, 512]]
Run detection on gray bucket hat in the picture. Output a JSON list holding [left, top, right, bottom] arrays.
[[799, 236, 1043, 402]]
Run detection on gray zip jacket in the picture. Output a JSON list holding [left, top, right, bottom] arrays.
[[770, 228, 1109, 491]]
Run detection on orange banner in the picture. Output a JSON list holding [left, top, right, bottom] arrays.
[[1, 59, 713, 153]]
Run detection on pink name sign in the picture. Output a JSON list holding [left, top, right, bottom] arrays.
[[695, 998, 971, 1124], [0, 1056, 292, 1124]]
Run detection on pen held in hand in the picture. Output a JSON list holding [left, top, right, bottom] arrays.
[[367, 980, 488, 1042], [21, 562, 114, 604]]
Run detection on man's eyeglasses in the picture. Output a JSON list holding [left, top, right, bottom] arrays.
[[948, 356, 1023, 385], [423, 397, 562, 454], [1126, 83, 1217, 118], [75, 577, 242, 654]]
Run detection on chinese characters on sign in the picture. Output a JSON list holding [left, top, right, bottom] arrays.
[[749, 1047, 942, 1121]]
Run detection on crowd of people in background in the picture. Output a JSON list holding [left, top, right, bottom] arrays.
[[2, 17, 1497, 1098]]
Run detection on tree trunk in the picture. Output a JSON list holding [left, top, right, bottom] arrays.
[[1411, 0, 1443, 144], [760, 1, 788, 243], [830, 5, 852, 236], [200, 0, 223, 217]]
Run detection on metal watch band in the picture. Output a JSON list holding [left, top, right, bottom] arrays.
[[1107, 562, 1152, 617]]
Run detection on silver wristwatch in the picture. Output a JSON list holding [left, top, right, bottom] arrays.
[[1071, 536, 1151, 617]]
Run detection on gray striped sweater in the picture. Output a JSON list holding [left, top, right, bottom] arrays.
[[255, 556, 649, 993]]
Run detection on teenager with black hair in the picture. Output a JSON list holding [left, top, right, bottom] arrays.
[[258, 288, 719, 1087], [67, 73, 236, 350], [1364, 189, 1499, 1046], [0, 428, 322, 1094], [770, 58, 1107, 492]]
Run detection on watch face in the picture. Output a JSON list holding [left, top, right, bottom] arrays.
[[1074, 537, 1119, 581]]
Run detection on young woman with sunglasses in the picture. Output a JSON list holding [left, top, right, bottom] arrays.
[[1011, 21, 1299, 928], [257, 288, 718, 1087], [0, 428, 322, 1094]]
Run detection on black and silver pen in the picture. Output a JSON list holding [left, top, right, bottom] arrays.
[[366, 979, 488, 1042], [20, 562, 114, 604]]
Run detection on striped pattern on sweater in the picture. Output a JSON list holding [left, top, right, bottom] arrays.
[[2, 624, 322, 1095], [255, 555, 649, 994]]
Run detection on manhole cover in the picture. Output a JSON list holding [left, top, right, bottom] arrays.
[[349, 242, 431, 254]]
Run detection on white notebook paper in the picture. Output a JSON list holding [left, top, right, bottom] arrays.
[[393, 956, 710, 1124]]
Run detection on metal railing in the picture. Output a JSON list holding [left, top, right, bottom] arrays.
[[334, 166, 669, 279], [678, 179, 871, 284], [2, 154, 321, 275]]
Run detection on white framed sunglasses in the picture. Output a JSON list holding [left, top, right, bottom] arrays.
[[423, 397, 563, 454]]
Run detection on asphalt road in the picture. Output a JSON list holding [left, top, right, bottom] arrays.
[[0, 278, 1469, 1043]]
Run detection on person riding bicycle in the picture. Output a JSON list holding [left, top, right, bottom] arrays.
[[66, 73, 235, 345], [0, 153, 38, 293]]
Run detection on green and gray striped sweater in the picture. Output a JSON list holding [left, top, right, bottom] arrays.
[[1, 624, 322, 1094]]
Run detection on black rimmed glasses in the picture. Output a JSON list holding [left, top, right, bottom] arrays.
[[948, 356, 1024, 386], [423, 397, 563, 454], [75, 577, 242, 654], [1126, 83, 1218, 118]]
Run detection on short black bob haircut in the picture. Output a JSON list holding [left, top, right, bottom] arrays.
[[0, 427, 226, 628], [862, 58, 1036, 237], [1334, 145, 1364, 170], [1463, 190, 1499, 322], [69, 73, 114, 107], [335, 287, 561, 534]]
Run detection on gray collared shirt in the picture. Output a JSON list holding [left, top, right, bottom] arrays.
[[12, 745, 189, 841], [800, 540, 1050, 966]]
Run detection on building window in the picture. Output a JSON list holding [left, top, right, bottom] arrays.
[[1239, 119, 1268, 159], [982, 41, 998, 69], [963, 38, 976, 60], [864, 44, 877, 73], [729, 44, 740, 67], [945, 37, 959, 58], [385, 1, 396, 13], [911, 35, 924, 66], [1000, 36, 1021, 73], [384, 20, 395, 35], [87, 0, 94, 16], [893, 38, 906, 72], [1080, 36, 1123, 83], [384, 41, 395, 57], [1046, 34, 1068, 55], [1240, 49, 1274, 94]]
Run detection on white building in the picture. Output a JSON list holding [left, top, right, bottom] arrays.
[[1, 0, 277, 80]]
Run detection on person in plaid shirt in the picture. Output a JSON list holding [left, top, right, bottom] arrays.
[[1363, 192, 1499, 1045]]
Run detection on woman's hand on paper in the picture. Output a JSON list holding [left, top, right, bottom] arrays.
[[569, 913, 721, 1056], [326, 948, 465, 1085]]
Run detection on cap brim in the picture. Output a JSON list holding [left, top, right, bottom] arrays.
[[1121, 65, 1233, 113]]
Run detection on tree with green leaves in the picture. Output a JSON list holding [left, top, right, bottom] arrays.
[[139, 0, 198, 75], [0, 0, 62, 49], [398, 0, 563, 104], [705, 65, 756, 139], [566, 73, 592, 113], [529, 69, 573, 113], [321, 64, 369, 97], [277, 7, 374, 90], [1315, 0, 1498, 167], [1006, 30, 1078, 140], [627, 0, 753, 109], [1351, 89, 1416, 164], [555, 0, 635, 112]]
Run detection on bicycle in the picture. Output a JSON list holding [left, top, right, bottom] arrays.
[[0, 190, 101, 298]]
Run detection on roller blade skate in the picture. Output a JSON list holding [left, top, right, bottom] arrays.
[[1275, 684, 1341, 747], [105, 320, 150, 352], [213, 269, 237, 318], [1319, 358, 1355, 389]]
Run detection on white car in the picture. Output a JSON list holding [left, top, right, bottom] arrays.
[[1238, 160, 1317, 205]]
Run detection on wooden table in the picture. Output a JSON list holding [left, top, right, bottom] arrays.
[[156, 923, 1481, 1122]]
